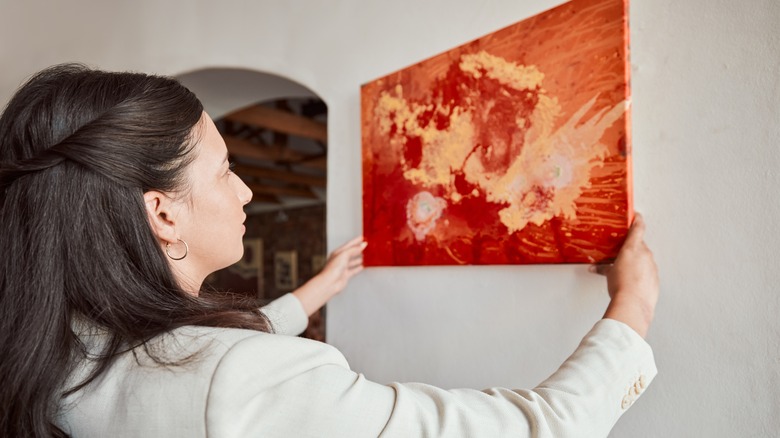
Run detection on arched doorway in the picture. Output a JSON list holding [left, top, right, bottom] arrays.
[[176, 68, 329, 341]]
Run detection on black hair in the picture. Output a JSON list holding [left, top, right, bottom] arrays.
[[0, 64, 271, 437]]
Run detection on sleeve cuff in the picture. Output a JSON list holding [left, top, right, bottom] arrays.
[[588, 318, 658, 411], [260, 293, 309, 336]]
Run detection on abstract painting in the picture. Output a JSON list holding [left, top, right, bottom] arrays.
[[361, 0, 633, 266]]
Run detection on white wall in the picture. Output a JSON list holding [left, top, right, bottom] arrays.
[[176, 68, 316, 120], [2, 0, 778, 436]]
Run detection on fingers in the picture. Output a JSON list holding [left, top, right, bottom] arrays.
[[589, 262, 614, 276], [623, 212, 646, 248], [347, 252, 365, 270], [342, 235, 364, 248], [589, 212, 646, 275], [336, 241, 367, 260], [331, 236, 367, 256], [329, 239, 366, 270]]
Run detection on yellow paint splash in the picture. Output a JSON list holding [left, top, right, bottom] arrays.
[[374, 50, 626, 234], [459, 51, 545, 91], [480, 96, 627, 232]]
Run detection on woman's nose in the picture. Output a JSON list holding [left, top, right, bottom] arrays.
[[237, 177, 253, 205]]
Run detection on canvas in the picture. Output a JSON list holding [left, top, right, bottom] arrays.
[[361, 0, 633, 266]]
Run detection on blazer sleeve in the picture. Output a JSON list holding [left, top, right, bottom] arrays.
[[259, 293, 309, 336], [205, 318, 657, 438]]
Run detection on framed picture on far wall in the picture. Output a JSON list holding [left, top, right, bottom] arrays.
[[227, 238, 264, 297], [274, 250, 298, 291], [311, 254, 327, 275]]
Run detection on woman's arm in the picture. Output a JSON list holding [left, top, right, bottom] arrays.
[[214, 215, 659, 436], [596, 213, 659, 338], [205, 319, 655, 437], [260, 237, 367, 336]]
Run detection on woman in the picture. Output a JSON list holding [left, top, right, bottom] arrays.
[[0, 64, 658, 437]]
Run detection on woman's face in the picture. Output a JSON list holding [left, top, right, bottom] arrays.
[[173, 112, 252, 278]]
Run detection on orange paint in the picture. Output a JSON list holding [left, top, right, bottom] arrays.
[[362, 0, 632, 266]]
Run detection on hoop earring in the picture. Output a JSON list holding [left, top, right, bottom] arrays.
[[166, 239, 188, 261]]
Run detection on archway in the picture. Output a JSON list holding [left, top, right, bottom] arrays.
[[177, 68, 329, 341]]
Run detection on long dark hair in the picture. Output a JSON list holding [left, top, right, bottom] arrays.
[[0, 64, 271, 437]]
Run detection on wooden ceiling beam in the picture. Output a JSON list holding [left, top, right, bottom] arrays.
[[226, 136, 328, 170], [234, 164, 326, 188], [225, 135, 307, 163], [245, 182, 320, 200], [225, 105, 328, 144], [296, 155, 327, 170], [248, 193, 282, 205]]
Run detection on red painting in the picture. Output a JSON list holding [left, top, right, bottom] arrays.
[[361, 0, 633, 266]]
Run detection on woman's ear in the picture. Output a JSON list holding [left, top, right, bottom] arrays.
[[143, 190, 179, 244]]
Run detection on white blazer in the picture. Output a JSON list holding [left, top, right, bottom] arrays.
[[58, 293, 657, 437]]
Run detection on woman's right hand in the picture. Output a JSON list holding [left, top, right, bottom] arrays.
[[594, 213, 659, 338], [291, 237, 367, 317]]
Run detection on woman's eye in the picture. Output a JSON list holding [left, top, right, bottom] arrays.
[[227, 161, 236, 175]]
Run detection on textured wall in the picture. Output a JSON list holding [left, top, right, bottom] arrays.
[[1, 0, 778, 435]]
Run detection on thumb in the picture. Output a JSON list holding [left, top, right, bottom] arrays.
[[623, 212, 646, 248]]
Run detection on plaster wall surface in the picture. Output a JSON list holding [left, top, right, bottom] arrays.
[[1, 0, 778, 435]]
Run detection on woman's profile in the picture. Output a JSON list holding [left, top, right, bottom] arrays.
[[0, 64, 658, 437]]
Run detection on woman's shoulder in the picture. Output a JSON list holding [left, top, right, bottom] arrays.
[[151, 325, 350, 371], [60, 325, 350, 437]]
